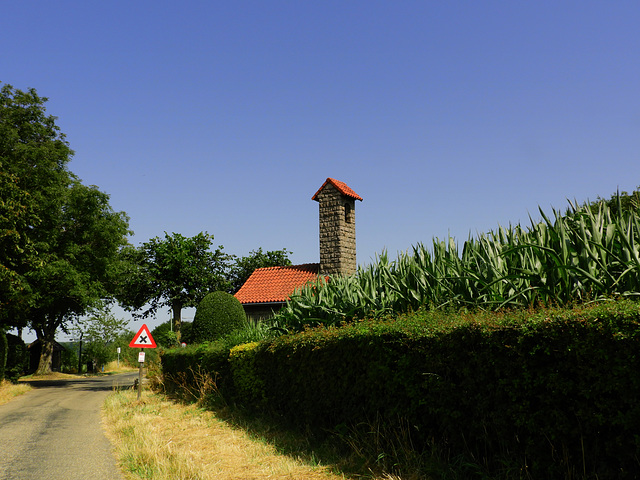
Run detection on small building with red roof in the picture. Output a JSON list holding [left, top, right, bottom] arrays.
[[235, 178, 362, 322], [234, 264, 320, 321]]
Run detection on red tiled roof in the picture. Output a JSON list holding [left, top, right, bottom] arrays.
[[234, 264, 320, 304], [312, 178, 363, 202]]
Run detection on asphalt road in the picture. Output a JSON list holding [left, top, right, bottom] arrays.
[[0, 372, 138, 480]]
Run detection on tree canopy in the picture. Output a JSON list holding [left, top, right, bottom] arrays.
[[117, 232, 232, 339], [71, 307, 129, 371], [587, 187, 640, 217], [1, 83, 75, 326], [1, 83, 130, 374], [118, 235, 293, 339], [26, 181, 130, 373]]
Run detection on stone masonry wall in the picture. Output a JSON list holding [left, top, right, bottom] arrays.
[[317, 183, 357, 276]]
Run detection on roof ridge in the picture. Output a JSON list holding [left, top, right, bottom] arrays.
[[253, 263, 319, 272], [312, 178, 363, 202]]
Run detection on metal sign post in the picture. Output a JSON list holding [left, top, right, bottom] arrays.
[[137, 350, 145, 399], [129, 324, 157, 400]]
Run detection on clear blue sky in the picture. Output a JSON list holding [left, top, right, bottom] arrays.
[[3, 1, 640, 337]]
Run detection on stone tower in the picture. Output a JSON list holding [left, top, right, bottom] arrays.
[[312, 178, 363, 276]]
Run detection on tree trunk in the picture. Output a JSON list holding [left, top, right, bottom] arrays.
[[172, 302, 182, 342], [35, 336, 54, 375], [35, 318, 60, 376]]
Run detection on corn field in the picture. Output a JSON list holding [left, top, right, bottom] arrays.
[[274, 198, 640, 331]]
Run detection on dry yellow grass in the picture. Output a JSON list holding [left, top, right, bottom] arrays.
[[103, 360, 138, 374], [103, 389, 349, 480], [19, 371, 87, 381], [0, 379, 31, 406]]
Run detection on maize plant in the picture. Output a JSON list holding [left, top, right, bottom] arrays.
[[274, 197, 640, 331]]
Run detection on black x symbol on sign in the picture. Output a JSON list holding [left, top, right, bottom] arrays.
[[139, 335, 148, 344]]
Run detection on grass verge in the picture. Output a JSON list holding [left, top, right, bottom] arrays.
[[102, 387, 354, 480], [0, 379, 31, 406]]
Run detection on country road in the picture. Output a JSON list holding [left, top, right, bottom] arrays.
[[0, 373, 138, 480]]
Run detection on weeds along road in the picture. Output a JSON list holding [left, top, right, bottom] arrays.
[[0, 372, 138, 480]]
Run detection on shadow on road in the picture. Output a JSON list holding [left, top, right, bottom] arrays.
[[22, 373, 139, 391]]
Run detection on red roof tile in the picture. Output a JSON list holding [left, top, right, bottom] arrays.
[[234, 264, 320, 304], [312, 178, 363, 202]]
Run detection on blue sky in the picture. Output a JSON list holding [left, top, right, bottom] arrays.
[[3, 1, 640, 337]]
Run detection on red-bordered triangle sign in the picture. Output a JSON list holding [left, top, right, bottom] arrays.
[[129, 324, 157, 348]]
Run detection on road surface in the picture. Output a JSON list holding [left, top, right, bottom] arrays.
[[0, 372, 138, 480]]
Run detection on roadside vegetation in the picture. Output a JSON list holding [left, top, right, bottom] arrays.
[[156, 190, 640, 479], [103, 387, 354, 480], [0, 380, 31, 406], [160, 300, 640, 479]]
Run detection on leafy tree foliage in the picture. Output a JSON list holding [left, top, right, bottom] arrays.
[[0, 169, 33, 317], [587, 187, 640, 217], [227, 248, 292, 294], [151, 321, 179, 348], [118, 232, 232, 339], [28, 182, 129, 374], [71, 307, 129, 371], [180, 321, 194, 345], [1, 83, 74, 327], [0, 83, 130, 374]]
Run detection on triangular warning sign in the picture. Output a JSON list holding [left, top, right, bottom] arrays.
[[129, 324, 157, 348]]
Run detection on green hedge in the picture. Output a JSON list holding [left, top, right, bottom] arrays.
[[161, 341, 233, 400], [162, 300, 640, 478]]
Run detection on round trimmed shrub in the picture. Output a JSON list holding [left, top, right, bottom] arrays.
[[192, 291, 247, 343]]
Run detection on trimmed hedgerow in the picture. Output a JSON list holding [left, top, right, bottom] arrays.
[[228, 342, 266, 406], [160, 341, 232, 400], [162, 300, 640, 478]]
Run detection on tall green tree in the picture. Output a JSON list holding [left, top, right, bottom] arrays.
[[28, 181, 130, 374], [0, 169, 33, 319], [1, 83, 73, 328], [118, 232, 232, 339], [1, 83, 130, 374]]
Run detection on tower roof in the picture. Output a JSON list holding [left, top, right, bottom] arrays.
[[312, 178, 363, 202]]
